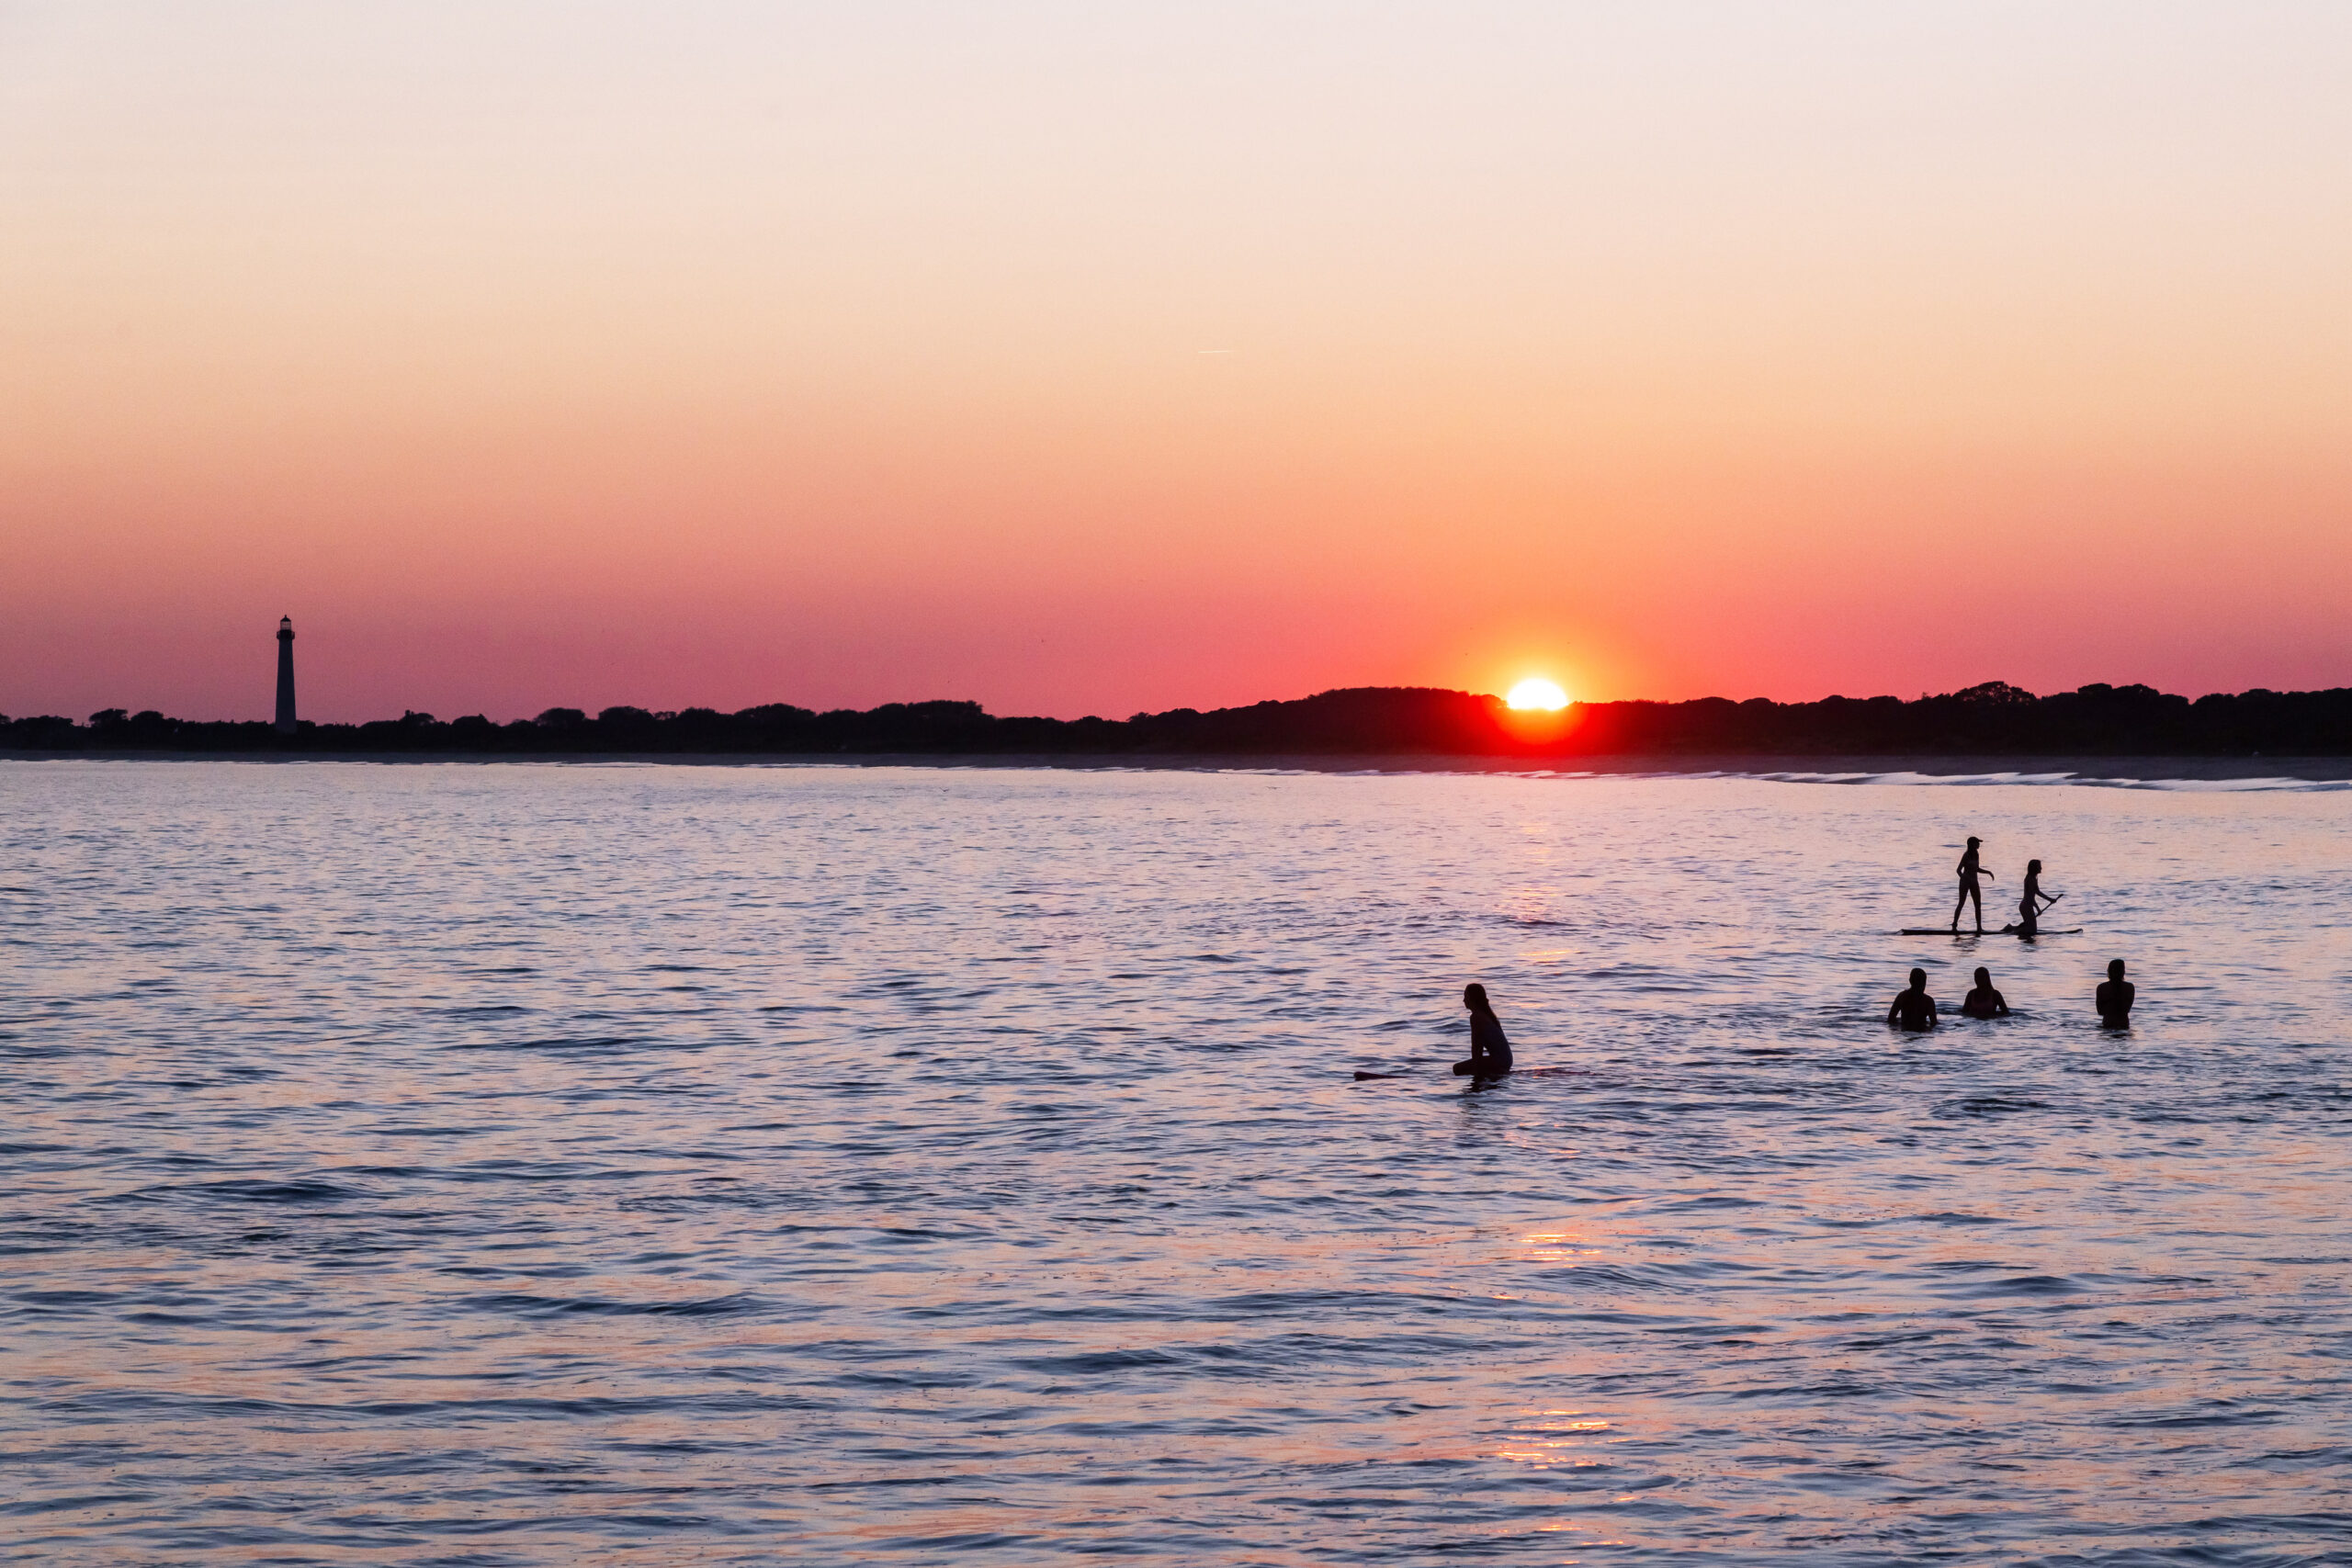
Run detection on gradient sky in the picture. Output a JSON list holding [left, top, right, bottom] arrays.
[[6, 2, 2349, 722]]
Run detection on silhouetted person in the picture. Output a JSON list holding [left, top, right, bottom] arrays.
[[2096, 959, 2135, 1028], [1960, 965, 2008, 1019], [1453, 983, 1514, 1077], [2014, 858, 2058, 936], [1886, 967, 1938, 1032], [1950, 836, 1993, 933]]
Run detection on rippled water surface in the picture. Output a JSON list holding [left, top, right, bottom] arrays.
[[5, 760, 2350, 1564]]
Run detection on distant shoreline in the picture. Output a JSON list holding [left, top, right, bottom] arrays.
[[17, 683, 2352, 760], [6, 750, 2348, 782]]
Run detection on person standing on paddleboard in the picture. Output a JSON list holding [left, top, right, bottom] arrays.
[[1453, 984, 1514, 1077], [2016, 859, 2059, 936], [1951, 836, 1994, 934]]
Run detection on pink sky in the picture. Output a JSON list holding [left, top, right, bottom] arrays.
[[5, 3, 2349, 722]]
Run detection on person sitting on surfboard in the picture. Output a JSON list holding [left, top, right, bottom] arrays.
[[2096, 959, 2136, 1028], [1886, 968, 1938, 1032], [1453, 983, 1513, 1077], [1951, 836, 1994, 934], [2013, 859, 2058, 936], [1959, 965, 2008, 1019]]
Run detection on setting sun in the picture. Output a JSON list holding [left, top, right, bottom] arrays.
[[1506, 678, 1569, 712]]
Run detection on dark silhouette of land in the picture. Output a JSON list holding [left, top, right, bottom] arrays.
[[11, 680, 2352, 761]]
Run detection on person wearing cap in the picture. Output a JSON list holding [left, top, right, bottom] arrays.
[[1951, 836, 1994, 934]]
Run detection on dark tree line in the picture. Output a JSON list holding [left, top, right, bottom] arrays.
[[6, 681, 2352, 757]]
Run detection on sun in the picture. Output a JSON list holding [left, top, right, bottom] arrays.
[[1506, 678, 1569, 712]]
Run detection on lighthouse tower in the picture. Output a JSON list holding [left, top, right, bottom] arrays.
[[275, 616, 298, 734]]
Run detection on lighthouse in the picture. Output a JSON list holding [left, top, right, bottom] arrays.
[[275, 616, 298, 734]]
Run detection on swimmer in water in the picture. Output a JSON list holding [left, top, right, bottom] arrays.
[[1959, 965, 2009, 1019], [1886, 967, 1938, 1032], [1453, 983, 1514, 1077], [1951, 836, 1993, 934], [2015, 858, 2058, 936], [2096, 959, 2136, 1028]]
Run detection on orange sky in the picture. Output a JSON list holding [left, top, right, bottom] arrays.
[[5, 3, 2349, 722]]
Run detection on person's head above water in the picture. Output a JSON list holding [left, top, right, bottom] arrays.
[[1463, 983, 1492, 1013], [1909, 967, 1928, 988], [1973, 966, 1990, 986], [2108, 958, 2127, 979]]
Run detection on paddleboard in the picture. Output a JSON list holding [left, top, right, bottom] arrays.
[[1353, 1065, 1582, 1081], [1897, 927, 2082, 936]]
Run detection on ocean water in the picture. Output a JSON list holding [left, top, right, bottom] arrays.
[[3, 759, 2349, 1565]]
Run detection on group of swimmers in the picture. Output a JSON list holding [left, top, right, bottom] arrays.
[[1887, 957, 2136, 1032], [1448, 832, 2141, 1080]]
